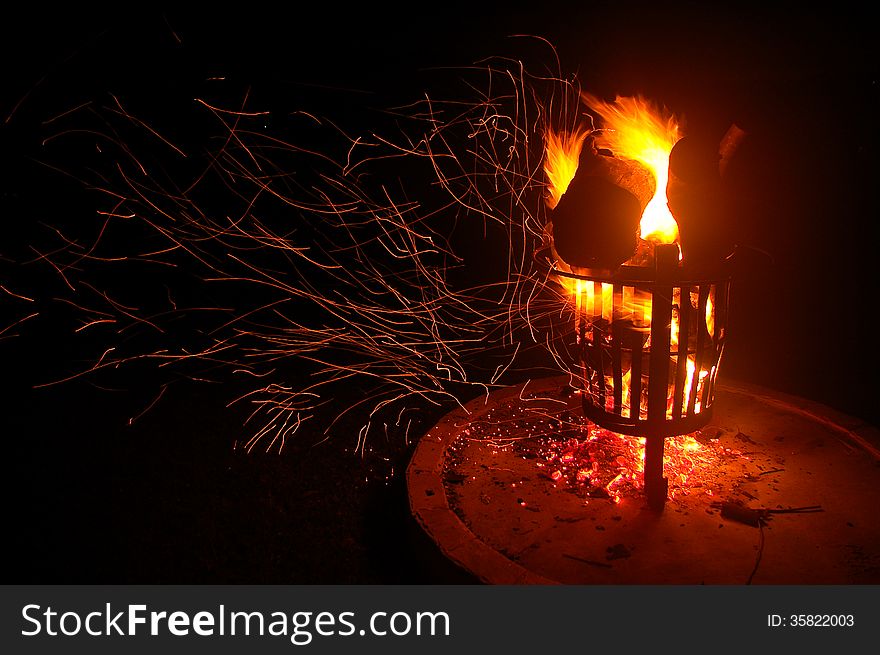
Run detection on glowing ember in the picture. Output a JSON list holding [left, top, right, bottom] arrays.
[[537, 426, 728, 503], [453, 390, 746, 506]]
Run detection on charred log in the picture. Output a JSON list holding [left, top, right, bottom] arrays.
[[578, 144, 656, 210], [667, 124, 746, 266], [551, 175, 641, 269], [551, 144, 654, 270]]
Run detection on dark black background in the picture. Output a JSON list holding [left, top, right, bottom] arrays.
[[1, 4, 877, 582]]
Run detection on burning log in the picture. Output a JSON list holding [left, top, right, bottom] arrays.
[[551, 144, 656, 270], [667, 124, 747, 266], [581, 144, 657, 209], [551, 177, 641, 269]]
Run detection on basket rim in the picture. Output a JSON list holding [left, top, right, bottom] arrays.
[[534, 245, 733, 285]]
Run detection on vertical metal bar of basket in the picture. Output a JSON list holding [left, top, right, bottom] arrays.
[[578, 286, 590, 399], [629, 328, 643, 423], [672, 285, 691, 420], [688, 285, 711, 416], [645, 244, 677, 509], [700, 284, 718, 411], [706, 279, 730, 409], [648, 254, 675, 421], [593, 282, 606, 409], [612, 285, 624, 414]]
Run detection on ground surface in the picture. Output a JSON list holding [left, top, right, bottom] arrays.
[[5, 368, 475, 584], [410, 377, 880, 584]]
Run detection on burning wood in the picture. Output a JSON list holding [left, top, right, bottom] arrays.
[[545, 99, 747, 273], [544, 95, 683, 276], [667, 123, 747, 265], [551, 144, 656, 269]]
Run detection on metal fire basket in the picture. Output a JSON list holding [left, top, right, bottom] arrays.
[[542, 243, 731, 509]]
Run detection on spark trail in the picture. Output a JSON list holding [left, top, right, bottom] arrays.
[[13, 43, 599, 453]]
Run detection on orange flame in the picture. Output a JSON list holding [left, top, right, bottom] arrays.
[[706, 287, 715, 338], [544, 127, 590, 210], [582, 94, 681, 244]]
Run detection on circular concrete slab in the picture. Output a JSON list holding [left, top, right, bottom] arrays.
[[407, 377, 880, 584]]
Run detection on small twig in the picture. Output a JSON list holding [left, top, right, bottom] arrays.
[[563, 553, 613, 569], [758, 468, 785, 476], [747, 522, 765, 585], [767, 505, 823, 514]]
